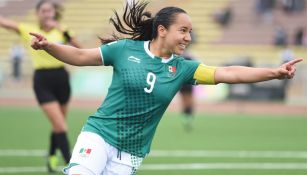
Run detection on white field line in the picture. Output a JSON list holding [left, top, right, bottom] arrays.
[[0, 167, 46, 173], [149, 150, 307, 158], [141, 163, 307, 170], [1, 163, 307, 173], [2, 150, 307, 159], [0, 150, 45, 157]]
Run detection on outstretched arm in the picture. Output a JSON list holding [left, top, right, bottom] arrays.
[[214, 58, 303, 84], [30, 32, 102, 66], [0, 16, 20, 34]]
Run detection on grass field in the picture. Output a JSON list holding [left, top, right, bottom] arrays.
[[0, 106, 307, 175]]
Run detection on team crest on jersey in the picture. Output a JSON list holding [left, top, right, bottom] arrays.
[[168, 66, 176, 73], [167, 66, 177, 77], [79, 148, 92, 157]]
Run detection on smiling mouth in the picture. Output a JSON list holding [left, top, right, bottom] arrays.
[[179, 44, 188, 50]]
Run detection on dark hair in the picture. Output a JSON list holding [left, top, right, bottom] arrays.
[[36, 0, 63, 21], [100, 0, 187, 44]]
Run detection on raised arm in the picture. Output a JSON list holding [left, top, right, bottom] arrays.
[[214, 58, 303, 84], [0, 16, 20, 34], [30, 32, 102, 66]]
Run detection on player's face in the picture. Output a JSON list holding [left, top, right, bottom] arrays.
[[164, 13, 192, 55], [36, 2, 56, 24]]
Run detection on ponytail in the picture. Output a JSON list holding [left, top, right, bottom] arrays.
[[100, 0, 187, 44], [100, 0, 153, 44]]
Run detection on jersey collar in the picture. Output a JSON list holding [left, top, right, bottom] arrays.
[[144, 41, 174, 63]]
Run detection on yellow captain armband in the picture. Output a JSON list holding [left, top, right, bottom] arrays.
[[193, 64, 217, 85]]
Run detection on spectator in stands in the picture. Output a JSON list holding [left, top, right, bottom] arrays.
[[0, 0, 81, 173], [282, 0, 306, 14], [281, 44, 295, 64], [213, 5, 233, 27], [274, 25, 288, 46], [256, 0, 276, 13], [294, 27, 304, 45], [10, 42, 24, 81], [255, 0, 276, 23]]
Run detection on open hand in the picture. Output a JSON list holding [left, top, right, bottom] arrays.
[[29, 32, 49, 50], [277, 58, 303, 79]]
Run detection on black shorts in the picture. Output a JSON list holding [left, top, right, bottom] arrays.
[[179, 84, 193, 94], [33, 67, 71, 105]]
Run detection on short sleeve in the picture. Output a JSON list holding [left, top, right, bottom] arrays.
[[99, 39, 126, 66], [182, 59, 201, 85], [18, 23, 32, 43]]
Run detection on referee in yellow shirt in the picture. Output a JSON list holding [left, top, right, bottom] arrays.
[[0, 0, 81, 173]]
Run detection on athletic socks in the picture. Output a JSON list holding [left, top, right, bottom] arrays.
[[182, 107, 193, 132], [53, 132, 71, 164], [183, 106, 193, 116], [49, 132, 57, 156]]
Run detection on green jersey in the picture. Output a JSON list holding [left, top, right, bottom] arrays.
[[83, 39, 200, 157]]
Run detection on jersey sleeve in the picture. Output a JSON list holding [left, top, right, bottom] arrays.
[[18, 23, 32, 43], [182, 59, 201, 85], [99, 39, 126, 66], [193, 64, 217, 85]]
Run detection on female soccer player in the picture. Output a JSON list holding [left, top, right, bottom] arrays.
[[29, 1, 302, 174], [0, 0, 80, 172]]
